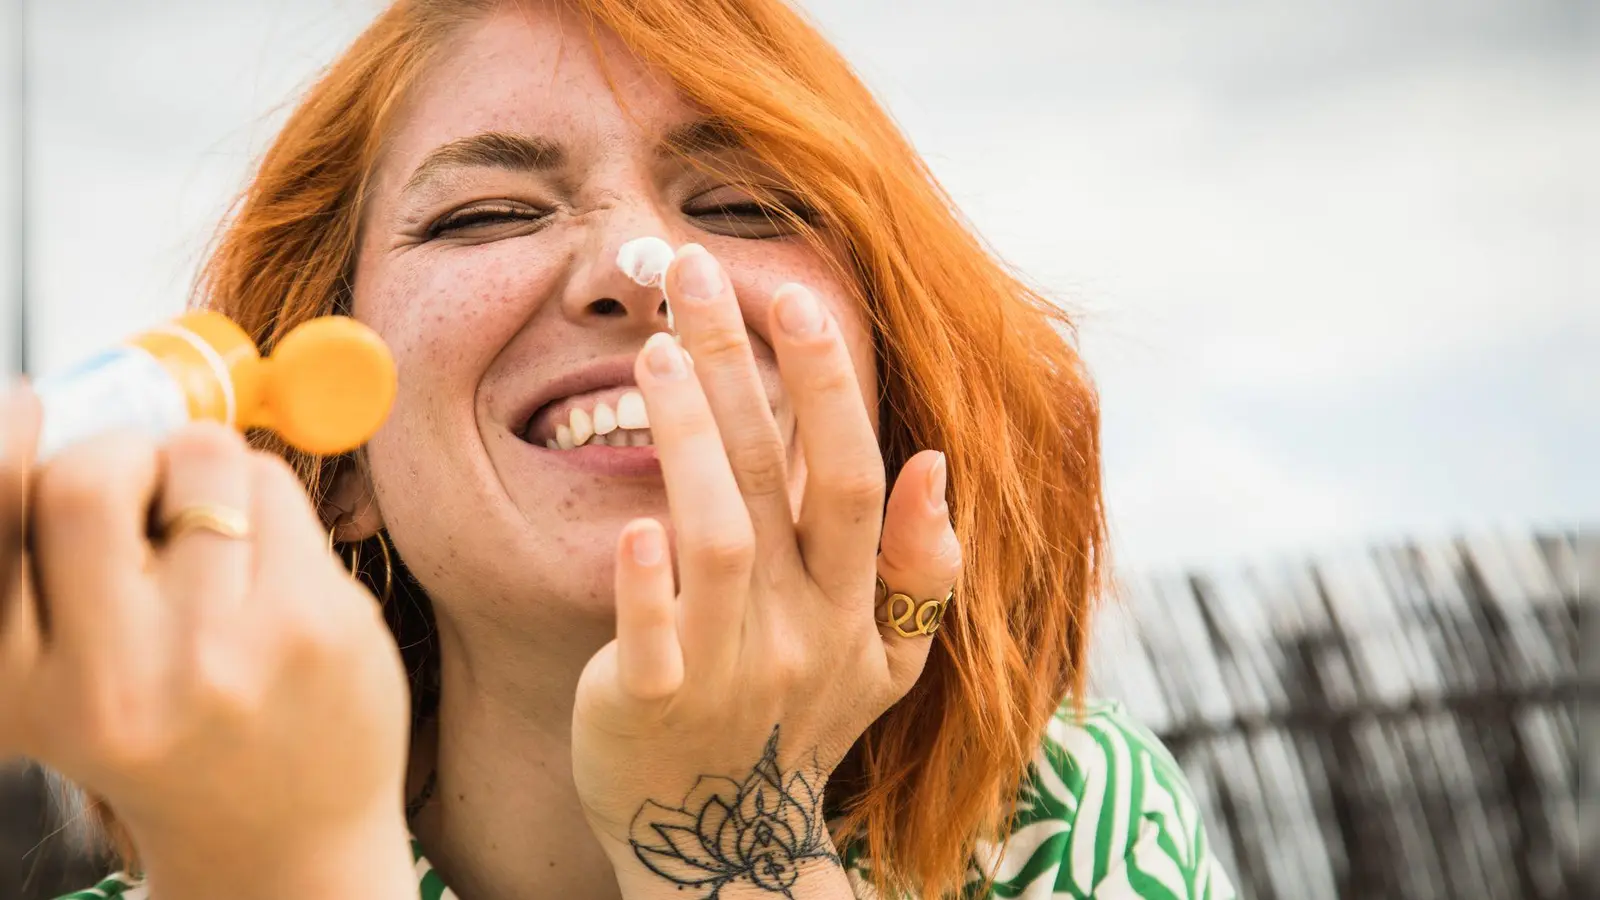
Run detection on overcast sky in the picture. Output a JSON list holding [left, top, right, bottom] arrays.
[[1, 0, 1592, 570]]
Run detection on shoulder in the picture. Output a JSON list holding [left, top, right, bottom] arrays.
[[51, 872, 149, 900], [968, 700, 1237, 900]]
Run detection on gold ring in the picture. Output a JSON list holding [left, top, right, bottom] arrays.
[[158, 504, 253, 543], [875, 576, 951, 638]]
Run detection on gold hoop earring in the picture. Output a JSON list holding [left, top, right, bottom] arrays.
[[328, 528, 394, 603]]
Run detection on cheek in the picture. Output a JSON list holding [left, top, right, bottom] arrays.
[[358, 245, 560, 367], [351, 243, 571, 493], [714, 243, 880, 426]]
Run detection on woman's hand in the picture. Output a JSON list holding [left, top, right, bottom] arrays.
[[0, 386, 44, 756], [0, 390, 416, 900], [573, 245, 963, 898]]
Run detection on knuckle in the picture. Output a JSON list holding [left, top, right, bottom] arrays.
[[684, 528, 753, 577], [99, 731, 169, 772], [832, 468, 886, 510], [282, 596, 366, 663], [800, 362, 858, 399], [81, 683, 169, 767], [886, 524, 961, 579], [248, 453, 318, 520], [627, 597, 677, 632], [932, 530, 964, 576], [690, 322, 752, 362], [248, 451, 302, 491], [33, 466, 104, 523], [188, 641, 263, 719], [164, 422, 248, 465], [763, 642, 815, 689], [672, 403, 719, 438], [728, 442, 789, 498], [35, 442, 146, 522], [285, 608, 344, 661]]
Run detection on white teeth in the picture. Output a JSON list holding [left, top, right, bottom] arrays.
[[538, 395, 659, 450], [569, 407, 593, 446], [616, 391, 649, 429], [543, 423, 653, 450]]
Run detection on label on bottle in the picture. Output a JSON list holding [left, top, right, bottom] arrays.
[[32, 346, 192, 462]]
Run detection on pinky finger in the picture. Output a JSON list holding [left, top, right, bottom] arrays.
[[614, 519, 683, 701]]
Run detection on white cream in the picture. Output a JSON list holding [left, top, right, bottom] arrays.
[[617, 236, 674, 288], [616, 236, 678, 330]]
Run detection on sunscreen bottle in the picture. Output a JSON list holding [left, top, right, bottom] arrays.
[[31, 311, 396, 460]]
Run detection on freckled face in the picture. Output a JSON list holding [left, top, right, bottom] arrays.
[[347, 6, 876, 634]]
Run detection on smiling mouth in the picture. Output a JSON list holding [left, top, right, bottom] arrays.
[[523, 388, 656, 450]]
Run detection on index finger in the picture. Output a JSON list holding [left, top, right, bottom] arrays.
[[31, 429, 163, 660], [664, 245, 795, 545]]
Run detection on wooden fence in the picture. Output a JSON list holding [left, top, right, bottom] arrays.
[[1088, 528, 1590, 900], [2, 528, 1591, 899]]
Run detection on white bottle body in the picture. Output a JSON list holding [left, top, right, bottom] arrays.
[[31, 346, 191, 462]]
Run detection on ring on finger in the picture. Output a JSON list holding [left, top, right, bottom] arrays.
[[876, 576, 951, 638], [157, 503, 253, 544]]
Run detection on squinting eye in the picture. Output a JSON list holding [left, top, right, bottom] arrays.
[[684, 193, 818, 239], [427, 205, 551, 239]]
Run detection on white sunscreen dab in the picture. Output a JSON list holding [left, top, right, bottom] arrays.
[[616, 236, 678, 331]]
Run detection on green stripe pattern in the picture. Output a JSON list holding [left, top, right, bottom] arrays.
[[845, 701, 1236, 899], [53, 702, 1231, 899], [410, 835, 458, 900], [961, 701, 1236, 899], [50, 873, 146, 899]]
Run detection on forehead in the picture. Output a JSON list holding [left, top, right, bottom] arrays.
[[381, 4, 694, 175]]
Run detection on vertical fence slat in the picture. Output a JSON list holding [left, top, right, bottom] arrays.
[[1094, 528, 1588, 900]]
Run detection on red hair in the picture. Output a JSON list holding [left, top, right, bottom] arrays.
[[88, 1, 1106, 896]]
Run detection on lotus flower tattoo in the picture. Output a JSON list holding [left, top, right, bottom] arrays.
[[630, 727, 838, 897]]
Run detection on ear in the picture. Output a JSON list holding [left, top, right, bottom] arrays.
[[322, 454, 384, 543]]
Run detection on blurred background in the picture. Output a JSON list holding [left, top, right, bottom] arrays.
[[1, 1, 1592, 898]]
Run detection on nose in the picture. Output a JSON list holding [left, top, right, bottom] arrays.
[[558, 212, 677, 332]]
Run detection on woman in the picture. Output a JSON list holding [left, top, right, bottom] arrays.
[[2, 0, 1234, 897]]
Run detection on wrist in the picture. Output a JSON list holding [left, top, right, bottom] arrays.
[[139, 810, 416, 900]]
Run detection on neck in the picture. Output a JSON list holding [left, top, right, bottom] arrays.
[[406, 614, 622, 900]]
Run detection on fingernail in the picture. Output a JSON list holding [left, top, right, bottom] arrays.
[[631, 523, 665, 566], [644, 332, 688, 380], [675, 244, 723, 301], [775, 284, 823, 337], [927, 452, 948, 512]]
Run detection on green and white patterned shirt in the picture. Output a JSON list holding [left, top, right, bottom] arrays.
[[55, 702, 1234, 899]]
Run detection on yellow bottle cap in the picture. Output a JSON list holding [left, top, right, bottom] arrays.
[[253, 317, 397, 456]]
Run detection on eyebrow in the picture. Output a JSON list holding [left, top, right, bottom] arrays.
[[402, 120, 747, 196], [657, 118, 749, 160], [403, 131, 565, 194]]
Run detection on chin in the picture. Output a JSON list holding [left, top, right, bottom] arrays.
[[521, 513, 670, 618]]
